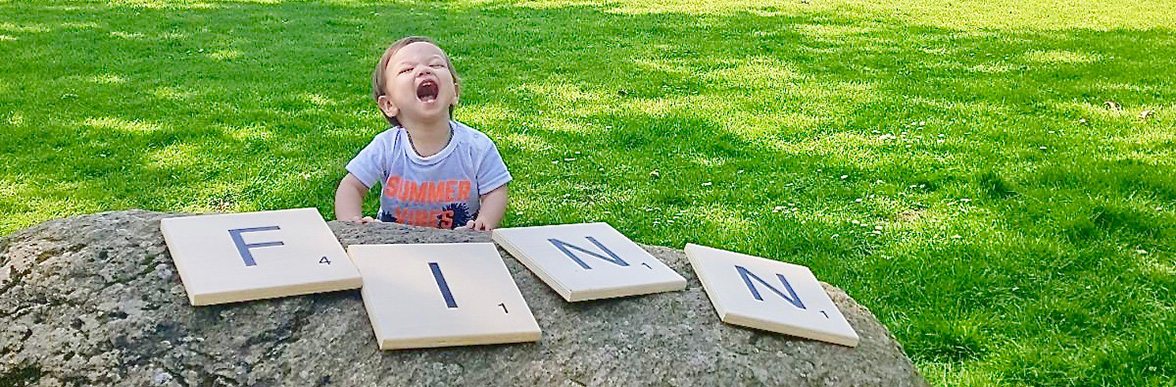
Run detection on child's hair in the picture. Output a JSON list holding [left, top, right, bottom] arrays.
[[371, 36, 461, 127]]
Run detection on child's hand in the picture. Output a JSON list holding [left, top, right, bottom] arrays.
[[346, 216, 378, 224], [462, 219, 494, 231]]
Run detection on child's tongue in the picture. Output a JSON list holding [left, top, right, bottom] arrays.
[[416, 81, 438, 103]]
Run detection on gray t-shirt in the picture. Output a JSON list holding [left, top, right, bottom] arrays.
[[346, 121, 511, 229]]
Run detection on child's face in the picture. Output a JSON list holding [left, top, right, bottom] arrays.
[[378, 42, 459, 125]]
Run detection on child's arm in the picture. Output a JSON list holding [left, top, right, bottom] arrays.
[[335, 173, 376, 223], [465, 184, 508, 231]]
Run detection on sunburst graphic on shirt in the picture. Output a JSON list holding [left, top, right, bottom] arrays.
[[440, 202, 476, 229]]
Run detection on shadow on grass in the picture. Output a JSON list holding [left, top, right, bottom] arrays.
[[1, 0, 1174, 385]]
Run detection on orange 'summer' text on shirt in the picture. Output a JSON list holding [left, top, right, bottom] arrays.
[[383, 176, 472, 204]]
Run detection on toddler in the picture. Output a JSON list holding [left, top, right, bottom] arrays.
[[335, 36, 510, 231]]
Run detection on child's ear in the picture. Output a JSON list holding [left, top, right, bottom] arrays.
[[377, 95, 399, 119]]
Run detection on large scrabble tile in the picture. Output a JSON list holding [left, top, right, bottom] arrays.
[[492, 222, 686, 302], [160, 208, 361, 306], [685, 243, 860, 347], [348, 243, 541, 350]]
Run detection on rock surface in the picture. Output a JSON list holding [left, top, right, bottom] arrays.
[[0, 210, 926, 386]]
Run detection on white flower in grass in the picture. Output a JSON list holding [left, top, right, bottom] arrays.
[[831, 234, 839, 238], [701, 182, 712, 186], [855, 198, 863, 203], [840, 175, 848, 179], [950, 235, 961, 239]]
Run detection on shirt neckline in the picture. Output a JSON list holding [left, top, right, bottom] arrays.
[[400, 121, 458, 165]]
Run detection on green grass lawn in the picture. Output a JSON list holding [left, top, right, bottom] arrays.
[[2, 0, 1174, 384]]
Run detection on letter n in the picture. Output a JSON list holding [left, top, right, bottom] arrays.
[[547, 237, 629, 270], [735, 265, 806, 309]]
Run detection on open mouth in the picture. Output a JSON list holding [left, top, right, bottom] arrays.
[[416, 80, 439, 103]]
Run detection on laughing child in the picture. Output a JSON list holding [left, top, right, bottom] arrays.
[[335, 36, 510, 231]]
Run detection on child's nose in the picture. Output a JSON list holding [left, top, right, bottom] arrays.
[[415, 65, 433, 77]]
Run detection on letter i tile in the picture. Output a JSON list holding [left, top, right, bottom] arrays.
[[348, 243, 541, 350]]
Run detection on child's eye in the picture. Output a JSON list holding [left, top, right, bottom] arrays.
[[398, 68, 412, 74], [430, 63, 446, 69]]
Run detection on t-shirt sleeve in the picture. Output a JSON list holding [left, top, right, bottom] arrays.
[[476, 141, 512, 195], [345, 134, 387, 189]]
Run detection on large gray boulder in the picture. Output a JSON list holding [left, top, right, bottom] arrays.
[[0, 210, 926, 386]]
